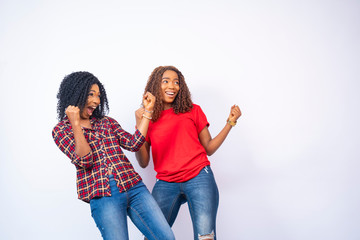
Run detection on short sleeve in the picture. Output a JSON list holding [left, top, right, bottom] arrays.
[[192, 104, 210, 134]]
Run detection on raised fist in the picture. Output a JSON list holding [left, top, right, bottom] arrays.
[[143, 91, 156, 112], [228, 105, 241, 122], [65, 105, 81, 126]]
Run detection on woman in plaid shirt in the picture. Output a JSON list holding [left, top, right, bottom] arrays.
[[52, 71, 174, 240]]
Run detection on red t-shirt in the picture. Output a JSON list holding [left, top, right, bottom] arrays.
[[146, 104, 210, 182]]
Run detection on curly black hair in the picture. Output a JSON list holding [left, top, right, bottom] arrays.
[[144, 66, 193, 121], [56, 71, 109, 121]]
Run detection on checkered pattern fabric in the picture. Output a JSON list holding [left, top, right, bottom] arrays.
[[52, 116, 144, 203]]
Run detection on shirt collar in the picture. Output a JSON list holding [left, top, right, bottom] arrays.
[[62, 116, 99, 129]]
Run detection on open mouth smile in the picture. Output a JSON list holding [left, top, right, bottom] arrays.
[[165, 91, 176, 97], [87, 106, 98, 115]]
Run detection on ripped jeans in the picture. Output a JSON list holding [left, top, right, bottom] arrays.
[[152, 166, 219, 240]]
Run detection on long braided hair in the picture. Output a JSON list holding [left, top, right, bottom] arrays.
[[144, 66, 193, 121], [56, 71, 109, 121]]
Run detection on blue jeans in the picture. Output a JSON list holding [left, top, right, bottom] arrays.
[[152, 166, 219, 240], [90, 175, 174, 240]]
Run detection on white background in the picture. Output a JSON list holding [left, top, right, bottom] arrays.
[[0, 0, 359, 239]]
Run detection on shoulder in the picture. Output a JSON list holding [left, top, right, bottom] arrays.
[[52, 119, 70, 133], [52, 120, 72, 139], [192, 104, 201, 110], [191, 104, 205, 114], [191, 104, 208, 122]]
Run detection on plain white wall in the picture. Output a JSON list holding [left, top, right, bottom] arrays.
[[0, 0, 359, 239]]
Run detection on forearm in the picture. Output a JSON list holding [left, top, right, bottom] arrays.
[[205, 104, 241, 155], [136, 92, 155, 138], [136, 114, 151, 138], [72, 124, 92, 157], [133, 110, 152, 153], [134, 91, 154, 167], [135, 141, 150, 168], [201, 123, 233, 156]]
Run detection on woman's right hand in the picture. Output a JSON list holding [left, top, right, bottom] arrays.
[[143, 91, 156, 112], [65, 105, 81, 126]]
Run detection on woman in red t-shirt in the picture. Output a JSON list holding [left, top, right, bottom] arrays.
[[135, 66, 241, 240]]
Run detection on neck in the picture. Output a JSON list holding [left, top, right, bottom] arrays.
[[80, 118, 92, 129], [163, 104, 172, 110]]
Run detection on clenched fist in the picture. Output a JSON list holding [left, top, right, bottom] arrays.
[[66, 105, 81, 126], [143, 92, 156, 112], [228, 105, 242, 123]]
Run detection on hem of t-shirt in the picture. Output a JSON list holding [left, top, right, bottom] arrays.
[[156, 162, 211, 183]]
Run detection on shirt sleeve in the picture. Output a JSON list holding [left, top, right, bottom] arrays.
[[52, 124, 94, 169], [193, 105, 210, 134], [108, 117, 145, 152]]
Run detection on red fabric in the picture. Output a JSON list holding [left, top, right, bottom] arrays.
[[146, 104, 210, 182]]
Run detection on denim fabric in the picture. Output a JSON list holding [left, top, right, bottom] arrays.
[[90, 175, 174, 240], [152, 166, 219, 240]]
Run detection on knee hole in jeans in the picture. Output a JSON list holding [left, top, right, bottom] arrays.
[[198, 230, 215, 240]]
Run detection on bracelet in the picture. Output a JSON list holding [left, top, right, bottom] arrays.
[[144, 109, 154, 113], [142, 114, 152, 120], [227, 119, 237, 126]]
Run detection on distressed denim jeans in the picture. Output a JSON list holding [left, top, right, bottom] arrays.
[[152, 166, 219, 240], [90, 175, 174, 240]]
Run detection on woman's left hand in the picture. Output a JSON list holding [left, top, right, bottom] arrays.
[[228, 104, 242, 122], [135, 107, 145, 127], [143, 91, 156, 112]]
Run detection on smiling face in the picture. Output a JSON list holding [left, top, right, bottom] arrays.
[[80, 84, 101, 119], [160, 70, 180, 110]]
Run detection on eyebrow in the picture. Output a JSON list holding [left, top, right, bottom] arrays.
[[162, 77, 179, 80], [89, 90, 100, 94]]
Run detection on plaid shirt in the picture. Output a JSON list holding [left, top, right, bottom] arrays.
[[52, 116, 144, 203]]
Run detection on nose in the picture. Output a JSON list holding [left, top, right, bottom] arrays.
[[93, 96, 101, 105], [168, 81, 175, 89]]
